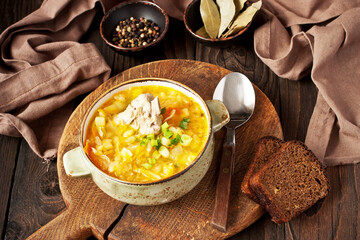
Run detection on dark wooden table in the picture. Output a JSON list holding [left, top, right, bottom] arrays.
[[1, 1, 359, 240]]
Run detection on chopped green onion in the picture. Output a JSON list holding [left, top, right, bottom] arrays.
[[148, 158, 156, 165], [142, 163, 152, 169], [150, 139, 158, 147], [170, 134, 181, 146], [164, 130, 174, 139], [161, 122, 169, 133], [156, 139, 162, 150], [161, 107, 166, 114], [147, 134, 155, 140], [181, 134, 192, 146], [151, 138, 162, 150], [140, 138, 148, 146], [180, 118, 190, 129], [162, 122, 174, 139]]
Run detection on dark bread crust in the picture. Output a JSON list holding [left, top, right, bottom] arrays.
[[241, 136, 284, 203], [249, 140, 330, 224]]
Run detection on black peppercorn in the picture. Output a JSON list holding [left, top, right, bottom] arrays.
[[111, 17, 161, 48]]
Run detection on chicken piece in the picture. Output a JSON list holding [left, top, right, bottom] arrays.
[[114, 93, 162, 135]]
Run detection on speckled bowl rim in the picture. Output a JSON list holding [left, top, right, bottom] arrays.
[[79, 78, 213, 186], [100, 0, 169, 52]]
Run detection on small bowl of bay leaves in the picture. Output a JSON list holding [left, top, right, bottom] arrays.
[[184, 0, 261, 46]]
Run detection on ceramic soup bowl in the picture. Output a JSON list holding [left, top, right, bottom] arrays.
[[63, 78, 229, 205]]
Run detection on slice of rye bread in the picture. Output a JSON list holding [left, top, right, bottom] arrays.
[[241, 136, 284, 203], [249, 141, 329, 224]]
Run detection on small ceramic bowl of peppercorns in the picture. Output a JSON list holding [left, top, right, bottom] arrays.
[[100, 0, 169, 53]]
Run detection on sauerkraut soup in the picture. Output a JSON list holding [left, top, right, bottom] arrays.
[[83, 82, 209, 183]]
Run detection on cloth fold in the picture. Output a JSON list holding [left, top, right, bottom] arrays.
[[154, 0, 360, 165], [252, 2, 360, 165], [0, 0, 119, 159]]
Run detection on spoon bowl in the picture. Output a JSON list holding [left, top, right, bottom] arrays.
[[213, 72, 255, 124], [211, 72, 256, 232]]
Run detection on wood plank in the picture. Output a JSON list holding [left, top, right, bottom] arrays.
[[0, 0, 45, 238], [323, 165, 360, 240], [4, 141, 65, 239], [0, 0, 41, 32], [279, 76, 317, 141], [0, 136, 19, 239]]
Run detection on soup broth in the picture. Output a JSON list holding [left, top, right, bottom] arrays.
[[84, 85, 209, 183]]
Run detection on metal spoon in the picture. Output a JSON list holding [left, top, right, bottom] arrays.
[[211, 72, 256, 232]]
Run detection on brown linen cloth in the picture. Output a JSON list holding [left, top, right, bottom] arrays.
[[155, 0, 360, 165], [0, 0, 119, 160], [252, 2, 360, 166]]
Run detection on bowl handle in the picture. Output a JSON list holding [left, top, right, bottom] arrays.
[[206, 100, 230, 132], [63, 147, 91, 177]]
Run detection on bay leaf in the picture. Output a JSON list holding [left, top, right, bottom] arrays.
[[234, 0, 247, 14], [216, 0, 236, 38], [196, 26, 210, 38], [200, 0, 221, 39], [222, 0, 261, 38]]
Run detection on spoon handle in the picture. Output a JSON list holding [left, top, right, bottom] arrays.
[[211, 135, 235, 232]]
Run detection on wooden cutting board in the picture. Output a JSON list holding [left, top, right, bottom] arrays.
[[29, 59, 283, 239]]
